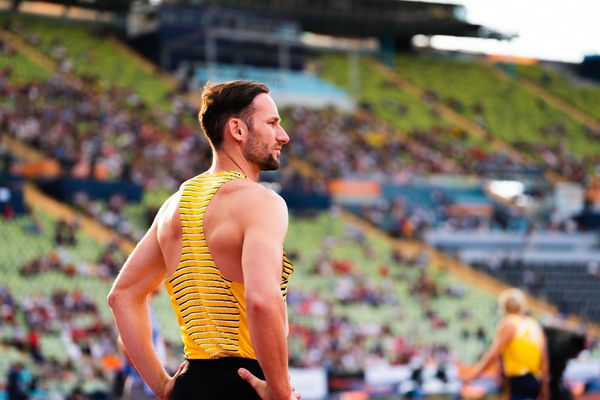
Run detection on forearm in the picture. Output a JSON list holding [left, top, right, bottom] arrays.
[[539, 346, 550, 399], [247, 295, 291, 399], [472, 350, 499, 378], [109, 294, 169, 397], [471, 322, 514, 380]]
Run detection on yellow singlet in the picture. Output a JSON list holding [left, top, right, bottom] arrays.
[[502, 315, 544, 377], [164, 171, 294, 360]]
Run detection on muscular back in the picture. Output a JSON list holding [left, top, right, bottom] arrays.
[[156, 177, 280, 283]]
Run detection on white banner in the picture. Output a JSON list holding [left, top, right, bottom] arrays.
[[290, 368, 328, 400]]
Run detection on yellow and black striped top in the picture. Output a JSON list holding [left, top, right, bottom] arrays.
[[164, 171, 294, 360]]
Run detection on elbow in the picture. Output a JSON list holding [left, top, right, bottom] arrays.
[[108, 285, 149, 311], [246, 290, 283, 316], [107, 288, 123, 310]]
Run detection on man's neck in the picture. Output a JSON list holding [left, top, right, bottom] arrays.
[[211, 151, 259, 181]]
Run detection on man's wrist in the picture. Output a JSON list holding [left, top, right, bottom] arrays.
[[267, 382, 293, 399], [159, 374, 170, 399]]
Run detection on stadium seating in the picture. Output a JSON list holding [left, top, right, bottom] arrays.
[[516, 62, 600, 122], [0, 209, 505, 395], [316, 54, 536, 177], [471, 261, 600, 324], [285, 212, 500, 365], [395, 53, 597, 158], [2, 10, 600, 399], [0, 13, 174, 108], [193, 63, 354, 110], [0, 213, 113, 393], [317, 54, 449, 133], [0, 47, 49, 83]]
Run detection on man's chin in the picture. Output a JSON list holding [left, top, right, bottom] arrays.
[[260, 164, 280, 172], [259, 157, 280, 171]]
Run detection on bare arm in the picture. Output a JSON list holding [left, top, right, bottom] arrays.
[[238, 189, 293, 400], [107, 196, 182, 399], [539, 331, 550, 400], [467, 319, 516, 381]]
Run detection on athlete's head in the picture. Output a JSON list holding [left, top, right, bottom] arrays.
[[498, 288, 528, 315], [198, 80, 289, 171]]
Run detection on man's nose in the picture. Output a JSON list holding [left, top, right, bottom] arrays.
[[278, 127, 290, 144]]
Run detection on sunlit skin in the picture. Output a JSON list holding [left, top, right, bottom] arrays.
[[240, 93, 289, 174], [108, 91, 299, 400]]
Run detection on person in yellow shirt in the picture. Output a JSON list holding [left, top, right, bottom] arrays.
[[108, 81, 299, 400], [464, 288, 549, 400]]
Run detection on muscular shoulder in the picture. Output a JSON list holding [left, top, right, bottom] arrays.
[[225, 180, 288, 226], [222, 179, 285, 206], [155, 190, 182, 240]]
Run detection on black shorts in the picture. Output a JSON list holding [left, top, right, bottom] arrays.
[[508, 373, 541, 400], [170, 357, 265, 400]]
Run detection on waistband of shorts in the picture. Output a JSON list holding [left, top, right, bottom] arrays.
[[184, 357, 260, 370]]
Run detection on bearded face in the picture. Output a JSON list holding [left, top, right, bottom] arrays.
[[238, 93, 288, 172], [242, 124, 281, 171]]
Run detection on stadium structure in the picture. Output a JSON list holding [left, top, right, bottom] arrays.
[[1, 0, 599, 399]]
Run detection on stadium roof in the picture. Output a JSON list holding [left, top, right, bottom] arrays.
[[161, 0, 508, 40], [13, 0, 507, 40]]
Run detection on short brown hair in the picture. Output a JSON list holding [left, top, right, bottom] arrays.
[[198, 80, 269, 149]]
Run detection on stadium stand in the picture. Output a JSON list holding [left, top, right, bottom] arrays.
[[471, 261, 600, 324], [516, 62, 600, 123], [0, 39, 50, 83], [317, 54, 452, 132], [316, 54, 542, 178], [192, 63, 354, 110], [0, 12, 175, 108], [395, 53, 598, 181], [1, 5, 600, 399], [0, 203, 510, 398]]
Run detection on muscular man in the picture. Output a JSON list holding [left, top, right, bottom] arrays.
[[464, 288, 549, 400], [108, 81, 299, 400]]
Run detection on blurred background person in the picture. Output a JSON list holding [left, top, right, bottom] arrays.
[[464, 288, 549, 400]]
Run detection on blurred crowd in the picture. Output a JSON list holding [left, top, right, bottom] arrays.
[[419, 82, 600, 183], [285, 106, 524, 182], [2, 53, 595, 241], [2, 19, 600, 400], [0, 214, 503, 399], [14, 217, 125, 280], [1, 282, 119, 400], [284, 223, 489, 374], [0, 71, 206, 191], [0, 216, 160, 400]]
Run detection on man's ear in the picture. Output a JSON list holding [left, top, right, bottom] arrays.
[[226, 117, 245, 143]]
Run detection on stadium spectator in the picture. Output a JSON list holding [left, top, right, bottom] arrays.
[[464, 288, 549, 400], [7, 362, 29, 400], [54, 219, 78, 246]]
